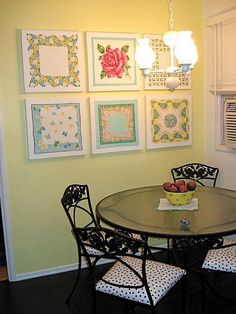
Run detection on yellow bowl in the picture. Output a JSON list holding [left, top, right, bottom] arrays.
[[164, 190, 195, 206]]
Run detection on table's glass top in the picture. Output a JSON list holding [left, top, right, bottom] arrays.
[[96, 186, 236, 238]]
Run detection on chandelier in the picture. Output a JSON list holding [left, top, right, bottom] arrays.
[[135, 0, 198, 91]]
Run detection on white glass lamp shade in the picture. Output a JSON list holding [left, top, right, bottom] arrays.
[[174, 31, 198, 70], [163, 31, 179, 48], [135, 38, 155, 72]]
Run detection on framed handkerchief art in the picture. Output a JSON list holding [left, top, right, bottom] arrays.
[[86, 32, 140, 91], [21, 29, 85, 92], [146, 94, 192, 149], [25, 98, 86, 159], [89, 97, 143, 154], [144, 34, 191, 90]]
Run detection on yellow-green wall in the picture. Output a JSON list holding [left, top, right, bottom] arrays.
[[0, 0, 204, 277]]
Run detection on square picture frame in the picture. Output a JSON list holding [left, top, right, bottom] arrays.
[[86, 32, 140, 91], [21, 29, 85, 92], [144, 34, 191, 90], [146, 94, 192, 149], [25, 98, 86, 159], [90, 97, 143, 154]]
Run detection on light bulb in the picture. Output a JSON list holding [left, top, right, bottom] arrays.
[[174, 31, 198, 68], [163, 31, 179, 48], [135, 38, 155, 70]]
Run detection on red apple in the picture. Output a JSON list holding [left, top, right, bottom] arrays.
[[163, 182, 172, 191], [187, 180, 197, 191], [168, 185, 178, 193], [179, 185, 188, 193], [176, 180, 185, 187]]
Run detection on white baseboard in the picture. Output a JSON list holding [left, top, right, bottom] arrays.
[[14, 236, 235, 282], [12, 243, 174, 281], [14, 258, 113, 282]]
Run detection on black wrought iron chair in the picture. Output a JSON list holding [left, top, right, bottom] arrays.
[[171, 163, 219, 187], [201, 239, 236, 303], [202, 239, 236, 274], [72, 226, 186, 314], [61, 184, 98, 230], [61, 184, 143, 304], [170, 163, 219, 260], [61, 184, 103, 303]]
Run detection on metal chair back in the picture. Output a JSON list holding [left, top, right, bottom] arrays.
[[171, 163, 219, 187], [61, 184, 98, 230]]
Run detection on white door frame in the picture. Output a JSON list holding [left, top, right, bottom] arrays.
[[0, 112, 16, 281]]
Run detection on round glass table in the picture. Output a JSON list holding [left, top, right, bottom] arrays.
[[97, 185, 236, 307], [96, 185, 236, 240]]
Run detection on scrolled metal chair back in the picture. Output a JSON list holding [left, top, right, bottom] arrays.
[[61, 184, 98, 230], [74, 226, 145, 259], [73, 226, 154, 304], [171, 163, 219, 186]]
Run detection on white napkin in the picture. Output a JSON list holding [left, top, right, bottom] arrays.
[[157, 198, 198, 211]]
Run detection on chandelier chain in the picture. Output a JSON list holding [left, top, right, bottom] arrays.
[[168, 0, 174, 30]]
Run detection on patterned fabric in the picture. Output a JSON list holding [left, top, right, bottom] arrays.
[[31, 103, 83, 154], [202, 239, 236, 273], [144, 35, 191, 90], [96, 256, 186, 305], [115, 228, 142, 240], [83, 245, 103, 256], [130, 233, 142, 240], [26, 32, 81, 88]]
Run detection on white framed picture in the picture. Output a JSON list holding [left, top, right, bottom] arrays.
[[86, 32, 140, 91], [144, 34, 191, 90], [89, 96, 143, 154], [21, 29, 85, 92], [146, 94, 192, 149], [25, 98, 86, 159]]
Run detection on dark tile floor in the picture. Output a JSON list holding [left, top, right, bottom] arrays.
[[0, 252, 236, 314]]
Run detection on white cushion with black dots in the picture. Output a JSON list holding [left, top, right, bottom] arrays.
[[130, 233, 142, 240], [83, 245, 103, 256], [202, 239, 236, 273], [96, 256, 186, 306]]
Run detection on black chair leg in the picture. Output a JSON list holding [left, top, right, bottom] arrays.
[[91, 267, 96, 314], [150, 305, 156, 314], [123, 300, 136, 314], [66, 251, 82, 304], [182, 276, 187, 314], [200, 271, 206, 314], [201, 270, 236, 304]]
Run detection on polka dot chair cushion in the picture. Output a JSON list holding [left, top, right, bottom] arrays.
[[96, 256, 186, 306], [202, 239, 236, 273], [83, 245, 103, 256]]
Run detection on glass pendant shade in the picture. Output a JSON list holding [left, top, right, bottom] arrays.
[[174, 31, 198, 68], [135, 38, 155, 70], [163, 31, 179, 48], [134, 0, 198, 91]]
